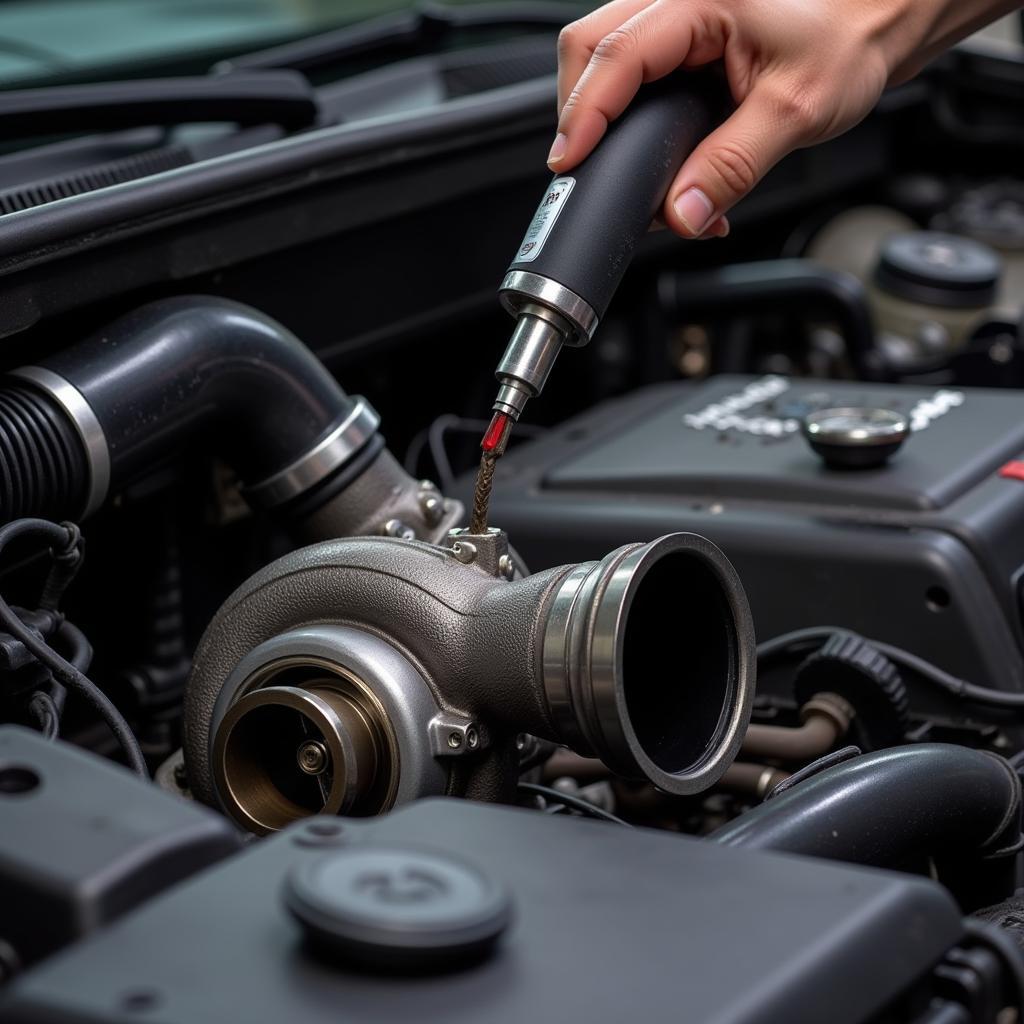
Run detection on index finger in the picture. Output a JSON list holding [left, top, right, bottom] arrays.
[[551, 0, 698, 171], [556, 0, 654, 113]]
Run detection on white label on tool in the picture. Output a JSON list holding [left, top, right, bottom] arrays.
[[515, 176, 575, 263]]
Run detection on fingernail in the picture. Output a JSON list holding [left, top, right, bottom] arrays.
[[547, 132, 568, 166], [673, 188, 714, 236]]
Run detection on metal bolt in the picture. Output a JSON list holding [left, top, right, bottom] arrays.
[[451, 541, 478, 564], [466, 727, 479, 750], [297, 740, 330, 776], [419, 493, 444, 527], [447, 731, 463, 749], [497, 554, 515, 580], [383, 518, 416, 541]]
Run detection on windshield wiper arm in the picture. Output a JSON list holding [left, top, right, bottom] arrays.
[[217, 0, 586, 75], [0, 70, 318, 138]]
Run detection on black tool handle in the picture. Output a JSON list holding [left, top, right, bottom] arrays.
[[507, 71, 724, 320]]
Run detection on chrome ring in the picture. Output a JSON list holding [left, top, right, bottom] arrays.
[[499, 271, 599, 346], [243, 397, 380, 508], [10, 366, 111, 519]]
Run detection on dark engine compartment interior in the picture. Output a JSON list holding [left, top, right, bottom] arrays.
[[1, 5, 1024, 1021]]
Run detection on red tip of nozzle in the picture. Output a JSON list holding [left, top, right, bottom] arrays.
[[481, 412, 512, 454]]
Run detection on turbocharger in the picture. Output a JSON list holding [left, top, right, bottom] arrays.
[[183, 529, 755, 834]]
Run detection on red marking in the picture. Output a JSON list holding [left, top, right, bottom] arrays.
[[999, 460, 1024, 482], [481, 412, 511, 453]]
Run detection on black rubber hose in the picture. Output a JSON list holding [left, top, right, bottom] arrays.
[[712, 744, 1022, 909], [42, 295, 363, 490], [0, 382, 88, 521]]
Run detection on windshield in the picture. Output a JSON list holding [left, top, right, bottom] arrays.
[[0, 0, 574, 89]]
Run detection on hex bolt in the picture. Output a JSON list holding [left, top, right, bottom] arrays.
[[447, 731, 463, 749]]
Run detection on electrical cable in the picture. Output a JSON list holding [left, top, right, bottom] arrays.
[[518, 781, 632, 826], [0, 519, 147, 776], [759, 626, 1024, 711], [27, 689, 59, 740]]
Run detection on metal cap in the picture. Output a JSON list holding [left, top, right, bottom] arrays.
[[802, 407, 910, 469]]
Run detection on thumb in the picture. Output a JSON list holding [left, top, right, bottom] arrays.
[[664, 85, 810, 237]]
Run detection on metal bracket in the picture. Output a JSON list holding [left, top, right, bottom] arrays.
[[444, 527, 514, 580], [429, 713, 489, 757]]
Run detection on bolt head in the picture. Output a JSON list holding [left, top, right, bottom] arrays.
[[297, 740, 330, 776], [497, 554, 515, 580], [451, 541, 478, 564], [383, 518, 416, 541], [420, 494, 444, 526], [447, 731, 463, 749]]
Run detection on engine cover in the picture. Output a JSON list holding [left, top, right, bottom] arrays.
[[0, 798, 963, 1024], [469, 374, 1024, 705]]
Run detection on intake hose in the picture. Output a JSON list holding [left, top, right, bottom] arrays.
[[712, 744, 1023, 910], [2, 296, 460, 539], [183, 530, 755, 834]]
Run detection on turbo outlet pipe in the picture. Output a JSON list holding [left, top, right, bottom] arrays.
[[712, 744, 1023, 910], [183, 529, 756, 834], [1, 296, 459, 540]]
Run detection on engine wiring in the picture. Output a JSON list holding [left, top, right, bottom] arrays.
[[759, 626, 1024, 711], [518, 781, 633, 827], [0, 518, 147, 777]]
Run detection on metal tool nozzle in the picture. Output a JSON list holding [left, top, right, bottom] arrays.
[[492, 303, 572, 420]]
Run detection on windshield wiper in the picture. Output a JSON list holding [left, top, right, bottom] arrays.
[[217, 0, 586, 75], [0, 70, 318, 139]]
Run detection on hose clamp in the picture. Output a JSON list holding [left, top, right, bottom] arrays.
[[244, 397, 381, 508], [9, 366, 111, 519]]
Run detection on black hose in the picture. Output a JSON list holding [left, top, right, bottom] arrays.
[[712, 744, 1022, 909], [44, 295, 364, 494], [0, 382, 88, 521], [3, 297, 378, 522], [0, 519, 146, 776]]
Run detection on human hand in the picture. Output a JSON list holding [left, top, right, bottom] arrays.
[[551, 0, 1015, 239]]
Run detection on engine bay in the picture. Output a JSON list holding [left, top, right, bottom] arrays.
[[1, 6, 1024, 1022]]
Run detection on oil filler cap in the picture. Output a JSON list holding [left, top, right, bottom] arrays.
[[283, 844, 511, 971], [802, 407, 910, 469]]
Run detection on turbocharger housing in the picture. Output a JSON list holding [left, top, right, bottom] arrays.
[[183, 530, 756, 833]]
